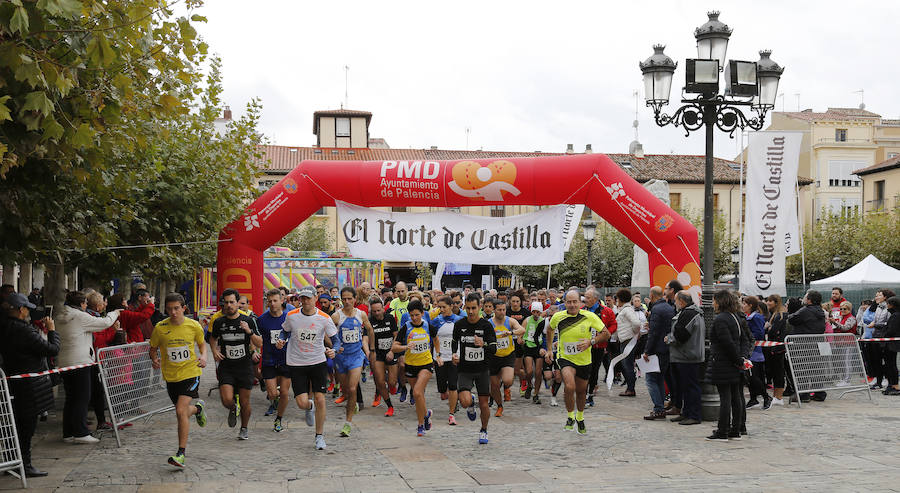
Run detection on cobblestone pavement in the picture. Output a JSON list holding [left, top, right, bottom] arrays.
[[3, 365, 900, 492]]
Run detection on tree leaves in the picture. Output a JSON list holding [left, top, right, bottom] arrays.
[[23, 91, 54, 116], [36, 0, 83, 18], [9, 6, 29, 35], [0, 96, 11, 122]]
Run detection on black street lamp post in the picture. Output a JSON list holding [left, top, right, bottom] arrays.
[[640, 11, 784, 322], [582, 220, 597, 287]]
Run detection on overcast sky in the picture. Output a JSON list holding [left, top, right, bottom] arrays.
[[193, 1, 900, 160]]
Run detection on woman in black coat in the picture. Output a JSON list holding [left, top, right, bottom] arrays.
[[1, 294, 61, 477], [882, 297, 900, 396], [705, 289, 743, 441]]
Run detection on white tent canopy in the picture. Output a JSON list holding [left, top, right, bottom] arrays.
[[810, 254, 900, 287]]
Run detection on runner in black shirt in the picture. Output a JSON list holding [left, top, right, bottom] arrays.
[[368, 298, 398, 417], [452, 293, 497, 444], [210, 288, 262, 440]]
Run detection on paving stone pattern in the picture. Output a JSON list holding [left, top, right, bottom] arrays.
[[3, 365, 900, 492]]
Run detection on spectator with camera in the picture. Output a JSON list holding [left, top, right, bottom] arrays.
[[56, 290, 121, 444], [1, 293, 60, 477]]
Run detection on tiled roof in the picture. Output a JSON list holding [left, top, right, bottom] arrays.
[[778, 107, 882, 122], [257, 145, 819, 185], [312, 109, 372, 134], [854, 155, 900, 176]]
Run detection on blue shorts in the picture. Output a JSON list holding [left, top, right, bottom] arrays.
[[334, 350, 365, 374]]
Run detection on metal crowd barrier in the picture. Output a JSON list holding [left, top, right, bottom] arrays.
[[0, 369, 26, 488], [97, 342, 174, 447], [784, 333, 871, 407]]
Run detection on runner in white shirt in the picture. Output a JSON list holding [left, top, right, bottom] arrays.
[[278, 285, 339, 450]]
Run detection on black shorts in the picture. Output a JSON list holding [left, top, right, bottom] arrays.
[[166, 376, 200, 404], [290, 362, 329, 396], [261, 365, 290, 380], [457, 370, 491, 397], [435, 362, 458, 392], [375, 351, 398, 366], [515, 343, 525, 358], [218, 364, 255, 390], [405, 363, 434, 380], [558, 358, 591, 381], [523, 345, 543, 360], [489, 353, 516, 376]]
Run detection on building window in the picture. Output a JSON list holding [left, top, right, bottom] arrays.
[[447, 207, 461, 213], [835, 129, 847, 142], [827, 160, 862, 187], [314, 207, 327, 216], [873, 180, 886, 210], [828, 198, 860, 216], [669, 193, 681, 211], [392, 207, 407, 213], [258, 179, 279, 192], [888, 152, 899, 159], [490, 205, 505, 217], [336, 118, 350, 137], [713, 193, 719, 210]]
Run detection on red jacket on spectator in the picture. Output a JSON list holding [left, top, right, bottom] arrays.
[[593, 305, 618, 349], [120, 303, 155, 343]]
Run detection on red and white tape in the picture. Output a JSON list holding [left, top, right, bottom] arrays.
[[755, 341, 786, 347], [859, 337, 900, 342], [5, 362, 97, 380]]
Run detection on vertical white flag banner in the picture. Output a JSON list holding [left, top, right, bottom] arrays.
[[561, 204, 585, 253], [740, 131, 802, 296]]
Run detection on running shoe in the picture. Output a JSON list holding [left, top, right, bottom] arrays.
[[327, 382, 335, 393], [494, 406, 503, 418], [227, 401, 239, 428], [478, 430, 489, 444], [771, 397, 785, 406], [504, 388, 512, 401], [762, 398, 773, 411], [550, 396, 559, 407], [466, 406, 477, 421], [705, 432, 729, 442], [315, 434, 327, 450], [448, 414, 457, 426], [532, 395, 541, 405], [334, 395, 347, 405], [409, 394, 415, 406], [195, 400, 207, 427], [340, 423, 352, 437], [586, 395, 594, 407], [390, 384, 398, 394], [417, 425, 425, 437], [354, 403, 360, 415], [524, 386, 532, 400], [399, 386, 408, 402], [564, 417, 575, 431], [361, 365, 367, 382], [238, 427, 249, 440], [576, 420, 587, 435], [385, 406, 395, 417], [305, 401, 315, 427], [424, 409, 433, 430], [265, 397, 279, 416], [273, 418, 283, 432], [745, 400, 761, 410], [168, 452, 185, 468], [372, 394, 382, 408]]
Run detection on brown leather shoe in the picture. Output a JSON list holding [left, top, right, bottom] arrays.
[[643, 411, 666, 420], [619, 390, 636, 397]]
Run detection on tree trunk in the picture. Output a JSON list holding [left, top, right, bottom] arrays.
[[44, 261, 67, 314], [18, 262, 32, 293], [1, 263, 16, 286]]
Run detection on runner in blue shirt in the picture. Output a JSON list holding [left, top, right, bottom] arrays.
[[256, 289, 292, 432]]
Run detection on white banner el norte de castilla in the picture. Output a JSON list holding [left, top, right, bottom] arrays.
[[740, 131, 802, 297]]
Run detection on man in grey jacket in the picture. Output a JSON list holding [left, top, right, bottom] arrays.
[[665, 291, 705, 425]]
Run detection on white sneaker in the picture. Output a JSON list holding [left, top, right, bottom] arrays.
[[771, 397, 784, 406], [73, 435, 100, 444], [550, 396, 559, 407], [63, 436, 75, 443]]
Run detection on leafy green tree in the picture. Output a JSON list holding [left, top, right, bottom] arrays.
[[787, 207, 900, 283], [0, 2, 261, 300], [277, 220, 333, 254]]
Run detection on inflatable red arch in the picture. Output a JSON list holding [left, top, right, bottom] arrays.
[[217, 154, 700, 315]]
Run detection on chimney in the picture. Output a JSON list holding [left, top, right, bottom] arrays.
[[430, 146, 438, 150], [223, 105, 232, 120], [629, 140, 645, 159], [585, 144, 593, 154], [566, 144, 574, 154]]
